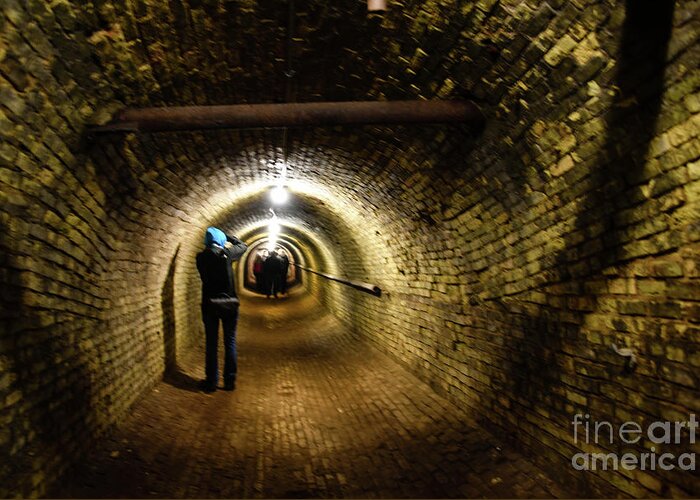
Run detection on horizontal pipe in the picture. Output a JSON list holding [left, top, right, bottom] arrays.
[[88, 100, 484, 133], [292, 263, 381, 297]]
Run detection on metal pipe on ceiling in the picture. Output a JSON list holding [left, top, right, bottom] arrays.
[[88, 100, 484, 134]]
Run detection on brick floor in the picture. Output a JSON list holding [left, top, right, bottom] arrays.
[[56, 290, 571, 498]]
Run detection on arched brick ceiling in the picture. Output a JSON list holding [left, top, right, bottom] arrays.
[[74, 0, 481, 106], [213, 189, 370, 275], [6, 0, 508, 269], [91, 123, 474, 309]]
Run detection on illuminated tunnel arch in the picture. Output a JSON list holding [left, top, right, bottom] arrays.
[[240, 237, 304, 294], [165, 149, 408, 360]]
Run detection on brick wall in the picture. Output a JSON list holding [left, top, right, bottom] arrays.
[[321, 2, 700, 496], [1, 0, 698, 497]]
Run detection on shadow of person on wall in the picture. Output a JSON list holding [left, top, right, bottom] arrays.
[[160, 244, 201, 393], [493, 1, 677, 497], [561, 0, 676, 277], [161, 244, 179, 374], [542, 0, 677, 387], [505, 1, 677, 393]]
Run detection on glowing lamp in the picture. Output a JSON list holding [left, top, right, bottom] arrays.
[[270, 185, 289, 205], [268, 219, 280, 236]]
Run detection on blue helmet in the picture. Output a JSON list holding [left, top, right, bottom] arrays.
[[204, 227, 227, 247]]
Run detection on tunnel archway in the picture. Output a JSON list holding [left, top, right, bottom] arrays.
[[241, 238, 303, 294]]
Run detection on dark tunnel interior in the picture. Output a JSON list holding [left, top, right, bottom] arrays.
[[0, 1, 699, 498]]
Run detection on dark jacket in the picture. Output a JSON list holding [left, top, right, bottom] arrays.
[[263, 253, 283, 275], [196, 234, 248, 302]]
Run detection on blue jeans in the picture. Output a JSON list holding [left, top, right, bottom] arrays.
[[202, 304, 238, 387]]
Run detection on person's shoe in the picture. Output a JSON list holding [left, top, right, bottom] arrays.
[[224, 380, 236, 391], [199, 380, 216, 393]]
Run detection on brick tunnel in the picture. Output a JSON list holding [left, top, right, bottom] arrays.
[[1, 1, 699, 498]]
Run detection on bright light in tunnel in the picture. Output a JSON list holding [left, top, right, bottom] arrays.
[[368, 0, 387, 11], [268, 218, 281, 236], [270, 185, 289, 205], [267, 211, 281, 250]]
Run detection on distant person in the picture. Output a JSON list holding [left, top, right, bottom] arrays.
[[278, 249, 290, 295], [252, 251, 265, 293], [263, 250, 283, 298], [259, 249, 271, 294], [196, 227, 248, 392]]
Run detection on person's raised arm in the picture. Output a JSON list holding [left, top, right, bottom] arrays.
[[225, 234, 248, 261]]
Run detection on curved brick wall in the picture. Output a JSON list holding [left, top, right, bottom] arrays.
[[1, 1, 699, 497]]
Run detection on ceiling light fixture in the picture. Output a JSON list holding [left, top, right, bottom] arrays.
[[270, 184, 289, 205], [267, 209, 281, 250], [368, 0, 387, 11], [268, 155, 290, 205]]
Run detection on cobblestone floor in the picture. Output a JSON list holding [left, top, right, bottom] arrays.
[[57, 289, 571, 498]]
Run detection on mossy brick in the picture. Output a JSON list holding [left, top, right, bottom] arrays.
[[660, 363, 696, 387], [685, 93, 700, 113], [682, 304, 700, 323], [648, 301, 683, 319], [651, 261, 683, 278], [544, 35, 577, 67], [651, 169, 689, 198], [0, 79, 27, 115], [665, 345, 685, 362], [617, 300, 648, 316]]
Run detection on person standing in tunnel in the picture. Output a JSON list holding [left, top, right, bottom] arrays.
[[252, 251, 265, 293], [196, 227, 248, 392], [262, 249, 282, 298], [278, 249, 289, 296]]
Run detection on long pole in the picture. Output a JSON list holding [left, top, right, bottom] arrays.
[[292, 263, 382, 297]]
